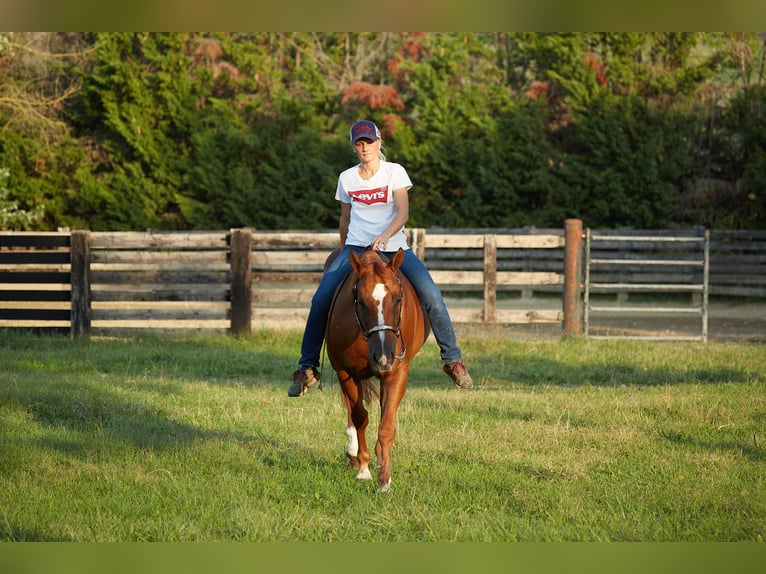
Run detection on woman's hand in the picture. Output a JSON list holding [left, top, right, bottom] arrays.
[[371, 235, 388, 251]]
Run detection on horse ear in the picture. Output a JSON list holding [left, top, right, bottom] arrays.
[[389, 248, 405, 271], [349, 249, 363, 273]]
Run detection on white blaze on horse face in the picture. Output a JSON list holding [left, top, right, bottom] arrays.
[[372, 282, 388, 345]]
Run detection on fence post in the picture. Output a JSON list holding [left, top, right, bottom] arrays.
[[702, 228, 710, 343], [411, 228, 426, 261], [483, 234, 497, 322], [70, 230, 91, 338], [230, 228, 253, 335], [562, 219, 583, 336]]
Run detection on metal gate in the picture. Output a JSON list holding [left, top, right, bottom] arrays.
[[584, 229, 710, 342]]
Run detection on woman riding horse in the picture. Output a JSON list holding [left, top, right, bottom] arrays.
[[288, 119, 473, 397], [325, 246, 429, 491]]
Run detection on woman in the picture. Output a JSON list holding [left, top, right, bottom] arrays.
[[288, 119, 473, 397]]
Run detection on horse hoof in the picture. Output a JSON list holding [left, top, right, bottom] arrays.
[[346, 455, 360, 470], [356, 469, 372, 481]]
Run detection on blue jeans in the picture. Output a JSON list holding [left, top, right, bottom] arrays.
[[298, 245, 462, 368]]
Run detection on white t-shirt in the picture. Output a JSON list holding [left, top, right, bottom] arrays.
[[335, 160, 413, 251]]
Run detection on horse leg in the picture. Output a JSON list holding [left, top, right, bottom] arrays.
[[375, 369, 408, 492], [339, 372, 371, 481], [352, 396, 371, 481], [341, 392, 361, 471]]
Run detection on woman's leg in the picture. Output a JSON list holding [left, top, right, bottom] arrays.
[[396, 249, 472, 388], [396, 249, 462, 364], [298, 246, 355, 367], [289, 246, 357, 397]]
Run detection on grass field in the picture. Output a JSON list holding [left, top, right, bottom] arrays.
[[0, 329, 764, 542]]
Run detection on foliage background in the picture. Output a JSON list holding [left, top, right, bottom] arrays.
[[1, 32, 764, 232]]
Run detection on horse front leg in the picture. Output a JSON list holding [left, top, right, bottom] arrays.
[[341, 392, 359, 470], [375, 368, 408, 492], [339, 371, 371, 481]]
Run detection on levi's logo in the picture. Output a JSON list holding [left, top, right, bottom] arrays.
[[349, 186, 389, 205]]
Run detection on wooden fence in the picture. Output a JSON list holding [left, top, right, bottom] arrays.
[[2, 223, 764, 339], [0, 230, 232, 335], [708, 229, 766, 298], [0, 223, 581, 337]]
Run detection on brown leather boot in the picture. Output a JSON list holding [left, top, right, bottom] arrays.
[[287, 366, 320, 397], [443, 360, 473, 389]]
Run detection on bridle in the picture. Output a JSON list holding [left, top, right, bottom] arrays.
[[352, 275, 407, 361]]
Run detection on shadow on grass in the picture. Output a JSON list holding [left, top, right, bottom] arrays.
[[0, 329, 296, 386], [661, 430, 765, 462], [408, 356, 760, 390], [2, 331, 761, 454], [3, 329, 762, 391]]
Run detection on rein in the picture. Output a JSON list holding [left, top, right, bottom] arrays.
[[352, 277, 407, 361]]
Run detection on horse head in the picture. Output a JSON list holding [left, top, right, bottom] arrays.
[[349, 247, 406, 375]]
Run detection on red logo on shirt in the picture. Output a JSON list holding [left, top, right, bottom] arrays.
[[349, 186, 389, 205]]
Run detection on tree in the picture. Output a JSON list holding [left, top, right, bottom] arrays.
[[1, 32, 764, 231], [0, 166, 44, 229], [0, 32, 91, 230]]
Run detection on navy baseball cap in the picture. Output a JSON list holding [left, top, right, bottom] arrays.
[[350, 120, 381, 144]]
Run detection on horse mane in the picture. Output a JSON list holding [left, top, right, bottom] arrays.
[[358, 246, 390, 265]]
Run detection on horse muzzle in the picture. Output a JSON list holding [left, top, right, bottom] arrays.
[[365, 325, 404, 374], [371, 349, 394, 373]]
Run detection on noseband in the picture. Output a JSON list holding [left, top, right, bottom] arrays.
[[352, 276, 407, 361]]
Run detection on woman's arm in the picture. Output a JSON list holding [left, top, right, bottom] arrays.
[[371, 186, 409, 250], [339, 202, 351, 246]]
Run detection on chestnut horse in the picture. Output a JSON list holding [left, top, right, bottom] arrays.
[[325, 246, 430, 492]]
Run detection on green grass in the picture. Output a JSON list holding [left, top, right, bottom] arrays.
[[0, 329, 764, 541]]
